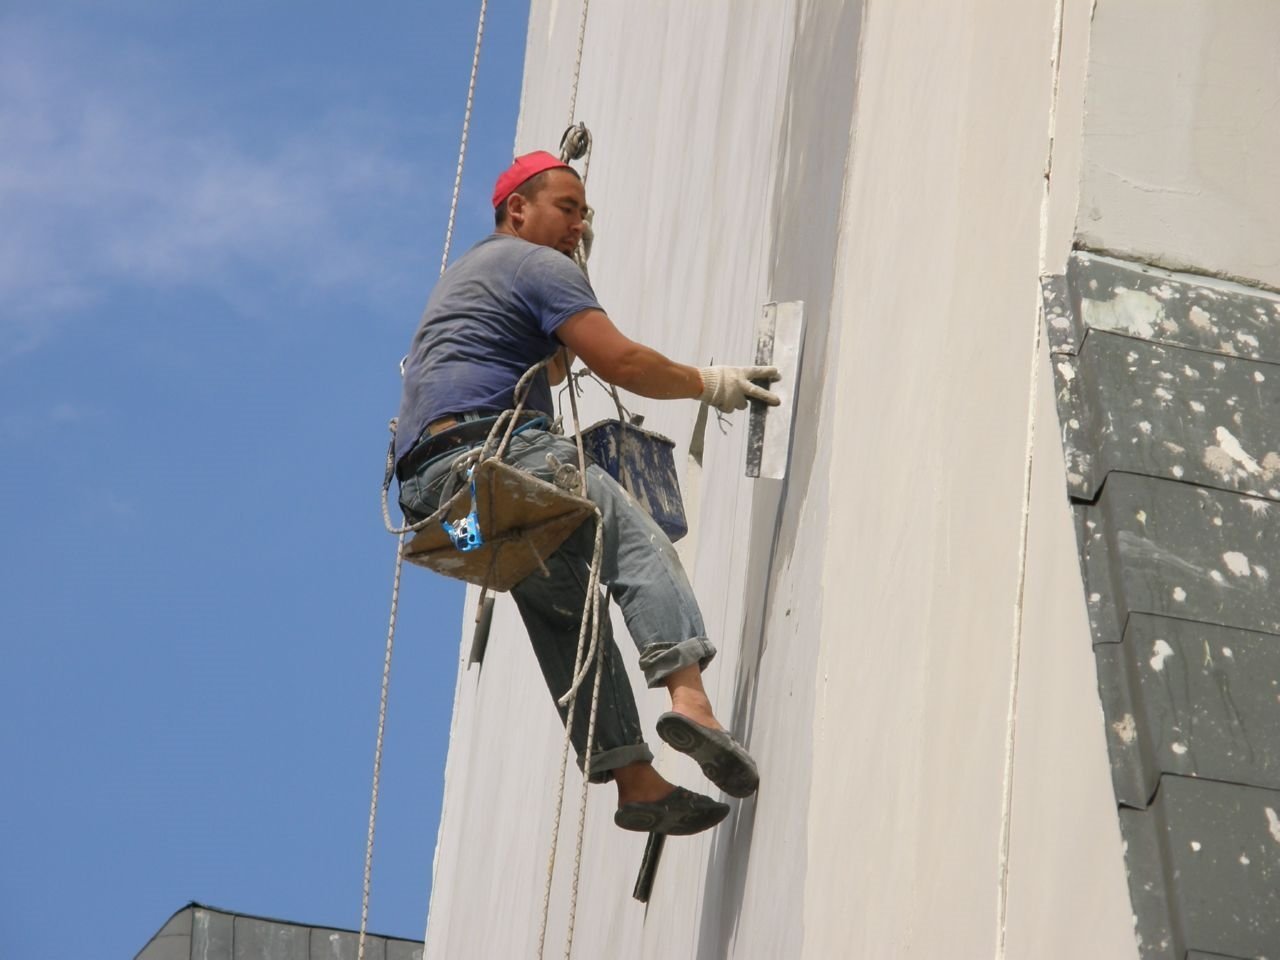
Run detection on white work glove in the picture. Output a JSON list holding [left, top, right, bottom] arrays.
[[698, 365, 782, 413]]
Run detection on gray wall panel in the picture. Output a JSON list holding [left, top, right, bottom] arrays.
[[1098, 613, 1280, 807], [1120, 775, 1280, 959]]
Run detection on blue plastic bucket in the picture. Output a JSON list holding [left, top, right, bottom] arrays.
[[579, 419, 688, 543]]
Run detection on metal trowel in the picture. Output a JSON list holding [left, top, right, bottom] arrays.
[[746, 300, 805, 479]]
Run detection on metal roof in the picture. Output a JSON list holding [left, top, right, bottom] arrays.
[[1044, 251, 1280, 959], [134, 903, 423, 960]]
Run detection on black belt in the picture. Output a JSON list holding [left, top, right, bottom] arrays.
[[396, 412, 544, 482]]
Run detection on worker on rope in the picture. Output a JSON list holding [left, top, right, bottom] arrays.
[[395, 151, 779, 836]]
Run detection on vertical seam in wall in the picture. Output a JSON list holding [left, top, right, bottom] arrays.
[[994, 0, 1068, 956], [803, 0, 870, 956]]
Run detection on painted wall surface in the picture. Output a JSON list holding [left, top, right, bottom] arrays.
[[805, 2, 1134, 956], [422, 1, 1142, 958], [1078, 0, 1280, 290]]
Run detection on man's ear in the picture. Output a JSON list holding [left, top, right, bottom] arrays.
[[506, 193, 527, 227]]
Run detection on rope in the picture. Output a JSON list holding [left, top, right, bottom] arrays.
[[359, 4, 489, 958], [565, 0, 592, 132], [357, 532, 405, 960], [534, 6, 601, 951], [439, 0, 489, 277]]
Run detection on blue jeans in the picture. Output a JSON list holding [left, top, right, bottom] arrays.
[[399, 428, 715, 782]]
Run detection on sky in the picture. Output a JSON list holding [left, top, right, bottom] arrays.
[[0, 3, 533, 955]]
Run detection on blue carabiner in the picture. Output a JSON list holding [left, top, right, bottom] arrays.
[[442, 467, 485, 552]]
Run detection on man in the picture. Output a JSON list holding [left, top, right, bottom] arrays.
[[396, 151, 780, 835]]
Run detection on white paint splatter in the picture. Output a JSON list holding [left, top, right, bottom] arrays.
[[1240, 853, 1251, 865], [1237, 331, 1260, 349], [1056, 361, 1075, 383], [1081, 287, 1160, 339], [1150, 639, 1175, 671], [1112, 714, 1137, 745], [1256, 565, 1270, 581], [1214, 426, 1262, 474], [1212, 516, 1224, 526], [1266, 807, 1280, 844], [1171, 742, 1188, 755], [1172, 587, 1187, 602], [1088, 592, 1101, 603], [1210, 570, 1226, 584], [1189, 401, 1205, 413], [1068, 418, 1080, 429], [1245, 497, 1273, 515], [1136, 510, 1147, 524], [1223, 647, 1235, 658], [1256, 371, 1267, 383], [1154, 387, 1173, 402], [1138, 421, 1152, 434], [1188, 305, 1213, 330], [1223, 552, 1252, 577], [1172, 465, 1184, 478], [1190, 841, 1202, 852], [1183, 365, 1201, 379]]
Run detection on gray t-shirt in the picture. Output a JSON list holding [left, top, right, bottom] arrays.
[[395, 234, 603, 463]]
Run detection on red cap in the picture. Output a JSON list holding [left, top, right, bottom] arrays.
[[492, 151, 572, 208]]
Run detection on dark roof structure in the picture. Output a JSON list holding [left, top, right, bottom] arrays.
[[134, 903, 423, 960], [1044, 251, 1280, 959]]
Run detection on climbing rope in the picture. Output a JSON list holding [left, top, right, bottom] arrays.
[[439, 0, 490, 277], [565, 0, 592, 133], [358, 3, 488, 959], [535, 351, 607, 960]]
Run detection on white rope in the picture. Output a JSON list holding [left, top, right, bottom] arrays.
[[533, 5, 603, 951], [357, 533, 405, 960], [359, 4, 489, 958], [534, 351, 607, 958], [439, 0, 490, 277], [535, 514, 605, 960], [565, 0, 592, 131]]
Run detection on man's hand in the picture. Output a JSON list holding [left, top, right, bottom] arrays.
[[698, 366, 781, 412]]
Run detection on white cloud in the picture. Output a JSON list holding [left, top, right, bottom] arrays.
[[0, 18, 429, 359]]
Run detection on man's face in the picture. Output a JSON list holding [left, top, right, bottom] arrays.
[[509, 169, 587, 255]]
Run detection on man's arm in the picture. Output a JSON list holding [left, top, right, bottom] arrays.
[[556, 309, 781, 411], [555, 309, 703, 399]]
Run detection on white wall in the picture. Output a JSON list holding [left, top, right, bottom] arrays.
[[1078, 0, 1280, 290], [424, 1, 1145, 957]]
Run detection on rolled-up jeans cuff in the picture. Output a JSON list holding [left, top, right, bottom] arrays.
[[578, 742, 655, 784], [638, 637, 717, 689]]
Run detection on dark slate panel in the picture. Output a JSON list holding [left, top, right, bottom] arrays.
[[1066, 251, 1280, 362], [1079, 472, 1280, 646], [1096, 613, 1280, 808], [1054, 329, 1280, 500], [1120, 775, 1280, 960], [234, 917, 309, 960]]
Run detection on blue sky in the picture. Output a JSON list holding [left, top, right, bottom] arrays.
[[1, 3, 530, 955]]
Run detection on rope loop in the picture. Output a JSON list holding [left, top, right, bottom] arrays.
[[559, 123, 592, 163]]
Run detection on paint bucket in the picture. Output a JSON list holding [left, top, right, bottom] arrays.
[[579, 419, 688, 542]]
